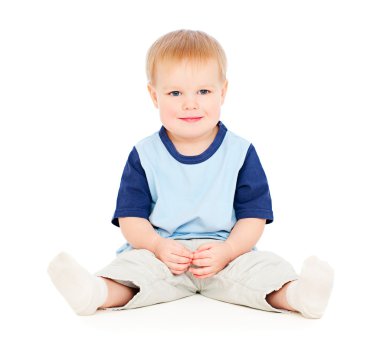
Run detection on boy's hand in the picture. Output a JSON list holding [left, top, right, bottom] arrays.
[[189, 242, 234, 279], [153, 238, 193, 275]]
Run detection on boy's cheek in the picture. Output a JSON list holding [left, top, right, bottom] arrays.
[[160, 105, 178, 119]]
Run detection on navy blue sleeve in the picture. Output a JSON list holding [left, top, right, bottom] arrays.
[[233, 144, 274, 224], [111, 147, 152, 227]]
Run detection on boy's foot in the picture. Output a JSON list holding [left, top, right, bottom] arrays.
[[47, 252, 108, 315], [286, 256, 334, 319]]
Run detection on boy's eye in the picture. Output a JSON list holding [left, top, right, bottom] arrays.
[[168, 90, 211, 96]]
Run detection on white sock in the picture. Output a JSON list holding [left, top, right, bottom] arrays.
[[286, 256, 334, 319], [47, 252, 108, 316]]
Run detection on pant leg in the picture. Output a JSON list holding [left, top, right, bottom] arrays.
[[200, 250, 299, 313], [95, 247, 198, 310]]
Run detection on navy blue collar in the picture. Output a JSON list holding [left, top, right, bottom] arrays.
[[159, 121, 228, 164]]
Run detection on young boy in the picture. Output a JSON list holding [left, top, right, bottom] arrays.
[[48, 29, 334, 319]]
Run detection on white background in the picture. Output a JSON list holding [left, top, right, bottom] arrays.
[[1, 0, 379, 351]]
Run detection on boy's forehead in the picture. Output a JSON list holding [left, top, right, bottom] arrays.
[[155, 58, 221, 86]]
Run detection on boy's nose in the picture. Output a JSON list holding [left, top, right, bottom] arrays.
[[182, 97, 199, 110]]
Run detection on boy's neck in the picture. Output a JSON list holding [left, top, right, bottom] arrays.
[[167, 124, 219, 156]]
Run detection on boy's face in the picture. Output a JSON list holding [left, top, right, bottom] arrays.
[[147, 59, 228, 142]]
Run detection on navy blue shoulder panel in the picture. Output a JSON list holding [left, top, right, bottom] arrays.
[[111, 147, 152, 227], [234, 144, 274, 224]]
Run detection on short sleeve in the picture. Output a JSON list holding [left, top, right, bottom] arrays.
[[111, 147, 152, 227], [233, 144, 274, 224]]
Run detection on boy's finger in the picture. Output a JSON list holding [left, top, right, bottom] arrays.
[[191, 258, 209, 267], [192, 250, 210, 259], [193, 272, 214, 279], [178, 247, 193, 259], [172, 254, 192, 264], [189, 266, 212, 276], [196, 244, 213, 252], [168, 261, 190, 271]]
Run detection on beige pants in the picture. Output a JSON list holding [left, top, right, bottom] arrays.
[[95, 238, 298, 313]]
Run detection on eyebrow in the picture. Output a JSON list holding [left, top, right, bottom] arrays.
[[162, 84, 216, 90]]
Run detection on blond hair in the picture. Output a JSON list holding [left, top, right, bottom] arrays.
[[146, 29, 227, 85]]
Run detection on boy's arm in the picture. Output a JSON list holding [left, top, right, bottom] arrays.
[[118, 217, 161, 253], [225, 218, 266, 261], [119, 217, 194, 275]]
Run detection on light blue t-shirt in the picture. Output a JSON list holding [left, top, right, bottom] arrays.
[[112, 121, 273, 254]]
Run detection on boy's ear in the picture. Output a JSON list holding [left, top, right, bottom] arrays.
[[221, 80, 228, 105], [147, 83, 159, 108]]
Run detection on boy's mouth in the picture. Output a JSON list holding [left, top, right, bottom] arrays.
[[179, 117, 203, 123]]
